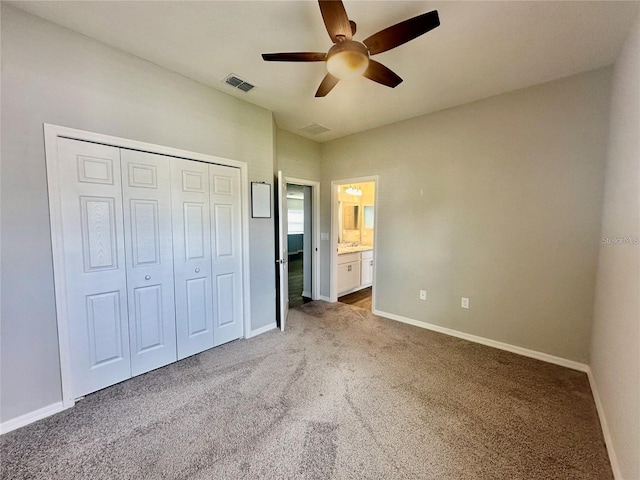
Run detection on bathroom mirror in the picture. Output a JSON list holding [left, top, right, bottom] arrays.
[[342, 203, 360, 230]]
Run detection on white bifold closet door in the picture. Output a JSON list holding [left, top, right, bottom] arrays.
[[59, 138, 132, 396], [57, 138, 244, 399], [171, 160, 244, 358], [171, 158, 215, 359], [209, 164, 243, 347], [120, 150, 177, 376]]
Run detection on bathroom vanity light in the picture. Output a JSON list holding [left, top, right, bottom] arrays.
[[345, 185, 363, 196]]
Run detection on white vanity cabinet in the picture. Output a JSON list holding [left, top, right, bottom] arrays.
[[337, 249, 374, 296], [360, 249, 374, 287], [337, 252, 361, 295]]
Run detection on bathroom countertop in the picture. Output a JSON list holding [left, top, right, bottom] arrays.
[[337, 246, 374, 255]]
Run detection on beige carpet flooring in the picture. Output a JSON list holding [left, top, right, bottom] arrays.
[[0, 301, 611, 479]]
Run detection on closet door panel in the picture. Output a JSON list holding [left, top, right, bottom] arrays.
[[210, 164, 244, 346], [172, 159, 214, 359], [58, 138, 131, 398], [121, 150, 177, 376], [186, 277, 209, 334]]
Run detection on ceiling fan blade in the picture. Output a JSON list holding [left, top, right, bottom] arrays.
[[315, 73, 340, 97], [318, 0, 352, 42], [363, 60, 403, 88], [363, 10, 440, 56], [262, 52, 327, 62], [350, 20, 357, 36]]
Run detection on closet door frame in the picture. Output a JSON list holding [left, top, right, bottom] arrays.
[[44, 123, 252, 409]]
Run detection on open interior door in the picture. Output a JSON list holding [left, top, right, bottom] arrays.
[[276, 171, 289, 330]]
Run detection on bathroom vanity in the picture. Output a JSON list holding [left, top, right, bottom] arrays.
[[337, 246, 373, 296]]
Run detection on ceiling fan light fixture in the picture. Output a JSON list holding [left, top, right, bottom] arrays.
[[326, 40, 369, 80]]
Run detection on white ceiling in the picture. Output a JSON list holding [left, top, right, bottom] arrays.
[[9, 1, 639, 142]]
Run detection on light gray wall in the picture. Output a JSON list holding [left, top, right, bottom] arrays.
[[275, 128, 321, 181], [0, 5, 275, 423], [590, 14, 640, 480], [320, 68, 612, 363]]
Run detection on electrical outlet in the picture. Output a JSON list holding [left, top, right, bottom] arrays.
[[461, 297, 470, 309], [419, 290, 427, 300], [321, 232, 329, 241]]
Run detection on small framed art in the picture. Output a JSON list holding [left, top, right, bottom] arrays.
[[251, 182, 271, 218]]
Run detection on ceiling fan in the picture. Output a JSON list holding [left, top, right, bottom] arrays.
[[262, 1, 440, 97]]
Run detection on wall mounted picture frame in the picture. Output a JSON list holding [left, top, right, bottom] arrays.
[[251, 182, 271, 218]]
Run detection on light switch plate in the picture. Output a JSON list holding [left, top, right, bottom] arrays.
[[461, 297, 470, 309], [419, 290, 427, 300], [321, 232, 329, 241]]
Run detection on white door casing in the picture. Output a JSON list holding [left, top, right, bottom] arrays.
[[210, 164, 244, 346], [121, 149, 177, 376], [277, 171, 289, 331], [58, 138, 132, 398], [171, 158, 215, 359]]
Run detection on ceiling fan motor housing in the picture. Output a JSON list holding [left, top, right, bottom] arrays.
[[326, 40, 370, 79]]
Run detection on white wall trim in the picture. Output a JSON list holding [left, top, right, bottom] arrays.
[[239, 162, 252, 347], [373, 308, 589, 372], [587, 368, 622, 479], [248, 322, 278, 338], [0, 402, 67, 435], [43, 123, 253, 408], [318, 295, 332, 302], [44, 125, 77, 411]]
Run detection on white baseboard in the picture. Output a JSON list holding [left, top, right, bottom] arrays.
[[372, 309, 589, 372], [318, 295, 332, 302], [1, 401, 66, 435], [248, 322, 277, 338], [587, 368, 622, 479], [301, 291, 311, 298]]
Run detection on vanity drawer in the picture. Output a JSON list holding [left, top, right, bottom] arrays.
[[361, 249, 373, 260], [338, 252, 361, 264]]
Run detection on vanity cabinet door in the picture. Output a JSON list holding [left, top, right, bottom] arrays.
[[338, 261, 361, 295], [360, 250, 374, 286], [361, 258, 373, 286]]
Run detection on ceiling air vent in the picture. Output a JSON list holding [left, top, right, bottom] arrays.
[[223, 74, 255, 93], [299, 123, 330, 136]]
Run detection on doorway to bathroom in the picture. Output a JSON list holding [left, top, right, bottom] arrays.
[[331, 177, 378, 311]]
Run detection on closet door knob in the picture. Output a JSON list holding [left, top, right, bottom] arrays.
[[195, 268, 200, 273], [145, 275, 151, 280]]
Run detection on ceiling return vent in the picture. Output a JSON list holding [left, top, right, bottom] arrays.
[[223, 74, 255, 93], [299, 123, 330, 135]]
